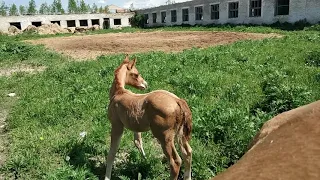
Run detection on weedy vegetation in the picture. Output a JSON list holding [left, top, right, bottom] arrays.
[[0, 25, 320, 179]]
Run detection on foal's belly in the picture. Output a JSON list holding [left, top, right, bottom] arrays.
[[121, 117, 151, 132]]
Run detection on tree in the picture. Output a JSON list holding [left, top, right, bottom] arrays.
[[0, 1, 7, 16], [87, 4, 91, 13], [91, 3, 97, 13], [52, 0, 64, 14], [39, 3, 50, 14], [103, 5, 109, 13], [98, 6, 103, 13], [68, 0, 77, 14], [130, 13, 145, 28], [79, 0, 87, 13], [129, 3, 134, 11], [19, 5, 26, 15], [9, 3, 18, 16], [27, 0, 37, 14]]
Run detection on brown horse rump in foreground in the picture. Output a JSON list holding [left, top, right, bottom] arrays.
[[212, 100, 320, 180], [105, 55, 192, 180]]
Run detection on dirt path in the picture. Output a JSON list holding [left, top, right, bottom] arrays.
[[26, 31, 280, 60]]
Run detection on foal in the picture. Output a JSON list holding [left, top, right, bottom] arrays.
[[105, 55, 192, 180]]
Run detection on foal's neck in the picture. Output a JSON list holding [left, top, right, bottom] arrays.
[[109, 66, 127, 100]]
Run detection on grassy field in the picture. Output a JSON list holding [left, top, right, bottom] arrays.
[[0, 25, 320, 180]]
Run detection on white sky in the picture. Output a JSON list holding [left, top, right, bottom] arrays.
[[2, 0, 192, 9]]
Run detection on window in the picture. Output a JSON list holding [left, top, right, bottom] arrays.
[[144, 14, 149, 24], [152, 13, 157, 23], [161, 11, 166, 23], [9, 22, 21, 30], [51, 21, 61, 26], [229, 2, 239, 18], [91, 19, 100, 26], [67, 20, 76, 27], [114, 19, 121, 25], [211, 4, 219, 20], [171, 10, 177, 22], [80, 20, 88, 26], [250, 0, 261, 17], [275, 0, 289, 15], [32, 21, 42, 27], [182, 8, 189, 22], [195, 6, 203, 20]]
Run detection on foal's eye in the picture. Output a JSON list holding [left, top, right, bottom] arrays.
[[131, 73, 139, 78]]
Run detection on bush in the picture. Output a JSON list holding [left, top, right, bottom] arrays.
[[130, 13, 145, 28], [305, 51, 320, 67], [252, 71, 312, 115]]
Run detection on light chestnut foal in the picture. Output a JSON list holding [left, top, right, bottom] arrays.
[[105, 55, 192, 180]]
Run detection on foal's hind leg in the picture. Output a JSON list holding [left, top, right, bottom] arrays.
[[134, 132, 146, 157], [105, 123, 124, 180], [178, 136, 192, 180], [154, 130, 182, 180]]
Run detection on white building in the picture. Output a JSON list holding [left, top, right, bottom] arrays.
[[137, 0, 320, 27], [0, 13, 134, 33]]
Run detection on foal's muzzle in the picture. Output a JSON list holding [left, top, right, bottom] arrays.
[[138, 80, 148, 90]]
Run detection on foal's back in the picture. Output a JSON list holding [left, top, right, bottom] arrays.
[[110, 90, 183, 132]]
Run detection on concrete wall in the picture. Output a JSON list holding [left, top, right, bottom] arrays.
[[137, 0, 320, 27], [0, 13, 134, 32]]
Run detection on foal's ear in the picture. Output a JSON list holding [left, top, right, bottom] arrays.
[[128, 58, 137, 70], [123, 54, 129, 63]]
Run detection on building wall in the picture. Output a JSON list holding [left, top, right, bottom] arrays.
[[0, 13, 134, 32], [138, 0, 320, 27]]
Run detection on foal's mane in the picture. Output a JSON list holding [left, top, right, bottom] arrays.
[[112, 60, 129, 96]]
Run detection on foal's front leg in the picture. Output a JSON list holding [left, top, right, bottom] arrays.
[[105, 123, 124, 180], [134, 132, 146, 157]]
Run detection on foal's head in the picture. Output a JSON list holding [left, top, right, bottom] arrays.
[[117, 55, 148, 90]]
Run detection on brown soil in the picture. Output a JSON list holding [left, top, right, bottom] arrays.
[[0, 65, 46, 77], [212, 100, 320, 180], [26, 31, 280, 60]]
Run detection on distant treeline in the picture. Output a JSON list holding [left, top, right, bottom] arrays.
[[0, 0, 111, 16]]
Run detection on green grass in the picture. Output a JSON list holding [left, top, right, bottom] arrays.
[[0, 26, 320, 180]]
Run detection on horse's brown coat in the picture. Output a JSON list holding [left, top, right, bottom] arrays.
[[105, 55, 192, 180], [212, 100, 320, 180]]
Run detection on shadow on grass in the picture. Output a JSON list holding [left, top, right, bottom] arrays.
[[65, 139, 106, 180], [143, 20, 318, 32]]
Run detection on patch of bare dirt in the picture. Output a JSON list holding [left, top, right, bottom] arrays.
[[212, 100, 320, 180], [0, 65, 46, 77], [26, 31, 281, 60]]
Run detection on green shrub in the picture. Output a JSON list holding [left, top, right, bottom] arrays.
[[252, 71, 312, 115], [130, 13, 145, 28], [305, 51, 320, 67]]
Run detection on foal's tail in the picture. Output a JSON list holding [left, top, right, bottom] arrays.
[[177, 99, 192, 141]]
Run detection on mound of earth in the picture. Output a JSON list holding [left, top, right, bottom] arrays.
[[37, 23, 69, 35], [8, 25, 21, 35], [212, 100, 320, 180], [23, 25, 37, 33], [12, 23, 102, 36]]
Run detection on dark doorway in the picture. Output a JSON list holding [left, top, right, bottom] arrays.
[[9, 22, 22, 30], [32, 21, 42, 27], [103, 18, 110, 29]]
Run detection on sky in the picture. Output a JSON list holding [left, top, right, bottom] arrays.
[[2, 0, 191, 9]]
